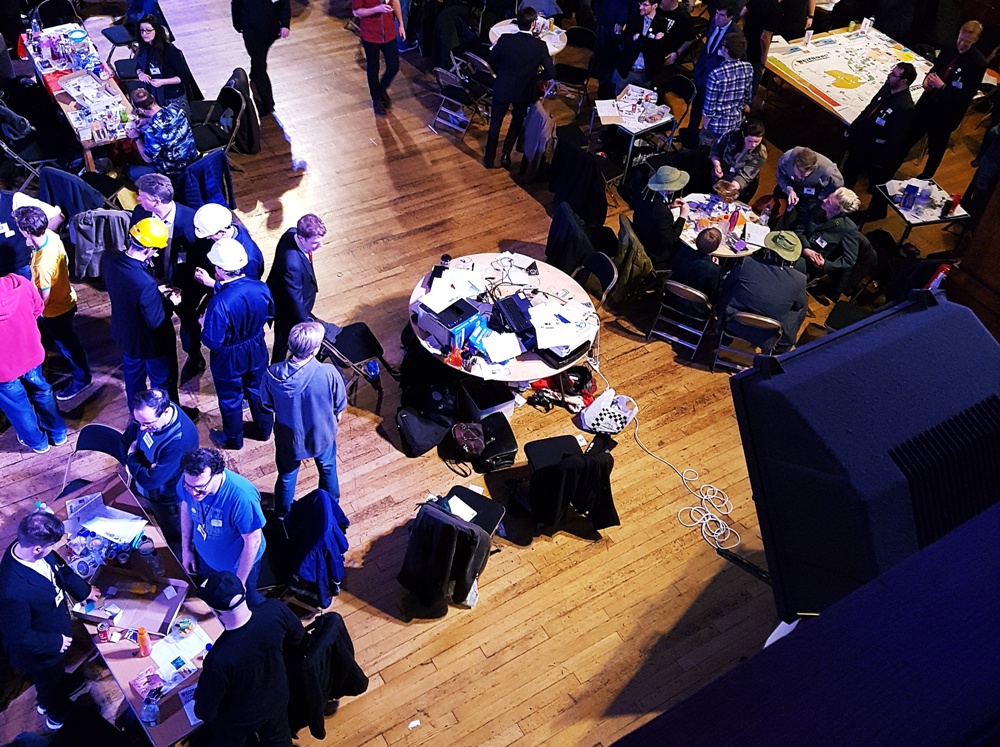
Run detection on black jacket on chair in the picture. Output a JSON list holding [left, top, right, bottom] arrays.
[[397, 503, 491, 606], [529, 449, 618, 531], [286, 612, 368, 740], [0, 544, 91, 673], [488, 30, 553, 105], [266, 228, 318, 332]]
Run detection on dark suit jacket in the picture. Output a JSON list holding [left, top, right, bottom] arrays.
[[0, 544, 91, 672], [266, 228, 318, 331], [130, 203, 208, 287], [632, 196, 685, 270], [232, 0, 290, 40], [102, 247, 178, 359], [917, 42, 987, 130], [692, 20, 735, 87], [488, 30, 554, 105], [616, 11, 672, 78], [846, 86, 915, 168]]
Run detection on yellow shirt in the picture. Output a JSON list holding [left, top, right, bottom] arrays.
[[30, 231, 76, 318]]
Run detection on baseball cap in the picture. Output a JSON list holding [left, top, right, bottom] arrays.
[[199, 571, 246, 611]]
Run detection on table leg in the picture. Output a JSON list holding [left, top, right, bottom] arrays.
[[82, 146, 96, 173], [621, 134, 637, 183], [899, 224, 913, 247]]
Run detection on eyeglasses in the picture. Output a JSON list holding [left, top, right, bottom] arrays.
[[139, 27, 155, 34], [183, 477, 215, 496]]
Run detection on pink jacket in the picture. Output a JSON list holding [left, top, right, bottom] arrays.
[[0, 273, 45, 382]]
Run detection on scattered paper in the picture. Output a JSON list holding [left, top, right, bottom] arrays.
[[418, 286, 462, 314], [479, 329, 522, 364], [163, 585, 177, 600], [448, 496, 478, 523], [438, 268, 487, 297], [179, 685, 202, 727], [409, 720, 421, 730], [744, 222, 770, 247]]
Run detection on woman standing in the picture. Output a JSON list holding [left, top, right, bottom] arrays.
[[352, 0, 406, 117], [135, 14, 193, 115]]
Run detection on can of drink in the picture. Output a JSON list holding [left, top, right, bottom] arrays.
[[97, 623, 110, 643]]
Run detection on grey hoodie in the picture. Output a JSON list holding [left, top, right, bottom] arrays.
[[261, 357, 347, 461]]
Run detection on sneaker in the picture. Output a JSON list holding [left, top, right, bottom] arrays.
[[45, 716, 64, 731], [381, 90, 392, 109], [209, 428, 243, 450], [373, 99, 387, 118], [51, 433, 69, 447], [17, 437, 50, 454], [55, 379, 90, 401]]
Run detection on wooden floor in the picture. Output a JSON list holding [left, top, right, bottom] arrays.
[[0, 2, 979, 744]]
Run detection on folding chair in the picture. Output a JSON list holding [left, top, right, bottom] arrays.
[[462, 52, 495, 119], [61, 424, 126, 496], [659, 74, 697, 149], [316, 320, 400, 414], [102, 23, 136, 67], [647, 280, 713, 357], [32, 0, 81, 29], [546, 26, 596, 113], [711, 311, 783, 373], [430, 67, 487, 137], [191, 85, 246, 163], [572, 251, 618, 311]]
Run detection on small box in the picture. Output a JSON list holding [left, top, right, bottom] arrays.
[[417, 298, 479, 350], [461, 380, 516, 422]]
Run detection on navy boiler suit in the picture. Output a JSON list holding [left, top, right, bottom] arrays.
[[202, 276, 275, 446]]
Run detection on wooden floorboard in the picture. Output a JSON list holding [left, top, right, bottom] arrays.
[[1, 1, 980, 743]]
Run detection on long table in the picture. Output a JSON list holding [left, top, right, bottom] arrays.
[[56, 475, 222, 747], [22, 23, 133, 171], [765, 27, 932, 124]]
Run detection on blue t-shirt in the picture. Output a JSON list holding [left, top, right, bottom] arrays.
[[178, 470, 266, 573]]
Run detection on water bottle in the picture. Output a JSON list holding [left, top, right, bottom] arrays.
[[35, 501, 54, 514], [759, 203, 771, 227], [30, 17, 40, 43], [364, 360, 380, 379], [140, 695, 160, 727]]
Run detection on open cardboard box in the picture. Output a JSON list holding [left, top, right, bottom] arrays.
[[74, 565, 188, 636]]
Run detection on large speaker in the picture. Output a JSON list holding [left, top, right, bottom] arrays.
[[730, 291, 1000, 622]]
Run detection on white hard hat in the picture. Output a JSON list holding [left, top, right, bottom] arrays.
[[193, 203, 233, 239], [207, 237, 248, 272]]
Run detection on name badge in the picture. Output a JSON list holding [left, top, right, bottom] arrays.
[[210, 519, 223, 528], [815, 236, 828, 249], [197, 524, 207, 541], [177, 251, 187, 264], [149, 65, 161, 75], [0, 221, 13, 238], [875, 116, 887, 126], [952, 79, 963, 89], [803, 187, 816, 196], [142, 432, 154, 448]]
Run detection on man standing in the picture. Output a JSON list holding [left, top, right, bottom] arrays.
[[0, 511, 99, 731], [131, 173, 209, 374], [717, 230, 808, 354], [742, 0, 782, 94], [484, 6, 554, 170], [611, 0, 670, 94], [197, 238, 274, 450], [0, 273, 67, 454], [843, 63, 917, 219], [687, 0, 737, 145], [102, 216, 180, 406], [124, 88, 198, 182], [907, 21, 987, 179], [352, 0, 406, 118], [0, 185, 63, 279], [232, 0, 290, 116], [194, 572, 303, 746], [123, 388, 199, 556], [193, 203, 265, 280], [266, 214, 325, 364], [777, 0, 816, 43], [14, 206, 91, 401], [261, 322, 347, 517], [774, 146, 843, 230], [699, 31, 753, 147], [178, 448, 267, 607]]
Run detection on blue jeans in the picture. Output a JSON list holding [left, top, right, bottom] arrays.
[[0, 365, 67, 451], [123, 352, 179, 409], [213, 365, 273, 445], [39, 307, 91, 387], [273, 440, 339, 516]]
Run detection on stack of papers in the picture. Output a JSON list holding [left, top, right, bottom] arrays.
[[528, 300, 594, 351]]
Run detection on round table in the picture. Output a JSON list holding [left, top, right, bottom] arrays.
[[677, 193, 765, 259], [488, 19, 568, 57], [408, 253, 599, 382]]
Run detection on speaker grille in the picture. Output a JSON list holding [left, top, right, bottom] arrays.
[[889, 395, 1000, 548]]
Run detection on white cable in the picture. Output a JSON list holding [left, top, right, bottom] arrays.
[[585, 363, 742, 551]]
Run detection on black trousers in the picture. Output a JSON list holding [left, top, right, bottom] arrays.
[[24, 658, 74, 723], [361, 38, 399, 104], [484, 97, 528, 165], [842, 147, 897, 218], [908, 100, 958, 179], [177, 283, 209, 362], [244, 33, 278, 114]]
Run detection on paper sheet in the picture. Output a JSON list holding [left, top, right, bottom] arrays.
[[744, 222, 770, 247], [418, 285, 462, 314], [81, 506, 147, 544], [438, 268, 487, 297], [479, 329, 522, 363], [179, 685, 203, 726], [448, 496, 478, 522]]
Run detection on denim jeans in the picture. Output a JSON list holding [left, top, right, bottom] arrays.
[[273, 440, 339, 516], [123, 352, 179, 409], [361, 38, 399, 104], [0, 365, 67, 450], [39, 307, 91, 387]]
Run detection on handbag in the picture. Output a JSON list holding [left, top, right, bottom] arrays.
[[451, 422, 486, 457], [580, 388, 638, 435]]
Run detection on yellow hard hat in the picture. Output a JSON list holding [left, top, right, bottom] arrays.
[[129, 217, 169, 249]]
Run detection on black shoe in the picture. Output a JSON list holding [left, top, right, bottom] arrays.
[[373, 99, 387, 118], [180, 356, 206, 382], [55, 379, 91, 401], [209, 428, 243, 450], [243, 423, 273, 442], [180, 405, 200, 423], [381, 90, 392, 108], [500, 153, 512, 170], [483, 157, 496, 169]]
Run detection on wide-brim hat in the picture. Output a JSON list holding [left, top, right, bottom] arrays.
[[647, 166, 690, 193], [763, 231, 802, 263]]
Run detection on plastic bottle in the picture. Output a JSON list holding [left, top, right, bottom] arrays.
[[30, 18, 40, 42], [137, 627, 152, 657], [140, 694, 160, 726], [35, 501, 54, 514], [759, 203, 771, 226]]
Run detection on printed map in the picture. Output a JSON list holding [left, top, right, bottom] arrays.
[[766, 29, 933, 123]]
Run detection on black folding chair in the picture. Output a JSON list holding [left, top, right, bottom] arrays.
[[61, 424, 126, 496], [32, 0, 81, 29], [316, 320, 400, 414]]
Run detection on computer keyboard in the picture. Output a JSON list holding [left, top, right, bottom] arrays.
[[496, 295, 532, 334]]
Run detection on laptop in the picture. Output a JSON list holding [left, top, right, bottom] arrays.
[[492, 293, 534, 336]]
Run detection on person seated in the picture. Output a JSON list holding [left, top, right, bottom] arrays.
[[773, 145, 843, 230], [631, 165, 690, 270], [124, 87, 198, 182], [717, 230, 808, 354], [709, 118, 767, 203], [135, 14, 195, 114], [795, 187, 861, 295], [611, 0, 671, 94], [668, 226, 722, 316]]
